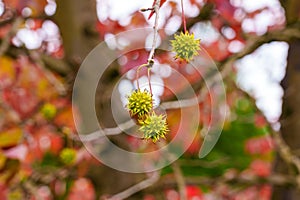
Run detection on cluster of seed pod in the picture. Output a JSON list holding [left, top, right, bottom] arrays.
[[126, 89, 168, 143]]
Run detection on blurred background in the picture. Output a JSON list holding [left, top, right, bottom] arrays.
[[0, 0, 300, 199]]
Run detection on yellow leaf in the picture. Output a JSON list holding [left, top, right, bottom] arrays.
[[0, 128, 22, 148]]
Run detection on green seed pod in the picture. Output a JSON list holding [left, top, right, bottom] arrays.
[[126, 90, 153, 119], [171, 32, 200, 62], [139, 113, 169, 143]]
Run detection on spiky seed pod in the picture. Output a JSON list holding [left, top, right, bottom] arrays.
[[139, 113, 168, 143], [127, 89, 153, 120], [60, 148, 77, 165], [171, 32, 200, 62]]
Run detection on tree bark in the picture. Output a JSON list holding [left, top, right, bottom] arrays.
[[272, 40, 300, 200], [54, 0, 99, 65], [272, 1, 300, 199], [53, 0, 143, 197]]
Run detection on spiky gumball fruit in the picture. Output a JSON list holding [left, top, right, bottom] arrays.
[[127, 90, 153, 122], [139, 113, 168, 143], [171, 32, 200, 62]]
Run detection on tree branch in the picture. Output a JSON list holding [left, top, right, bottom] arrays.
[[171, 162, 187, 200], [40, 54, 72, 76], [272, 130, 300, 177], [30, 51, 67, 95], [106, 171, 160, 200], [0, 17, 22, 57], [148, 0, 161, 62], [75, 25, 300, 142], [159, 173, 297, 187]]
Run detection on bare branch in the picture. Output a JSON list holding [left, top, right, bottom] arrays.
[[0, 17, 22, 57], [148, 0, 161, 62], [40, 54, 72, 76], [106, 171, 160, 200], [30, 51, 67, 95], [160, 173, 297, 187], [171, 162, 187, 200], [272, 130, 300, 174]]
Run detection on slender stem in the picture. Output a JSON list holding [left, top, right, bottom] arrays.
[[136, 0, 161, 95], [0, 17, 22, 57], [171, 162, 187, 200], [107, 171, 160, 200], [136, 63, 148, 90], [30, 51, 66, 95], [181, 0, 187, 33], [136, 66, 142, 90], [147, 67, 153, 96]]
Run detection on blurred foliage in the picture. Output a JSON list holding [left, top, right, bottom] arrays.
[[0, 0, 286, 199]]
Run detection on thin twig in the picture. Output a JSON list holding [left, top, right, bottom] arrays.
[[148, 0, 161, 62], [147, 67, 153, 95], [157, 140, 187, 200], [0, 17, 22, 57], [159, 173, 297, 187], [77, 119, 136, 142], [178, 157, 229, 167], [106, 171, 160, 200], [30, 51, 67, 95], [136, 63, 149, 89], [171, 162, 187, 200], [181, 0, 187, 33], [272, 130, 300, 174]]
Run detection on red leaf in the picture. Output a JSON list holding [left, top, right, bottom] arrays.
[[120, 50, 148, 74], [3, 0, 47, 16], [209, 0, 238, 25], [203, 39, 231, 62], [250, 160, 271, 177], [186, 185, 203, 199], [148, 0, 167, 19], [245, 136, 273, 155], [25, 125, 63, 160], [2, 87, 39, 119], [0, 57, 16, 90]]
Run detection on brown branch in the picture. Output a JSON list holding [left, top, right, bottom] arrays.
[[171, 162, 187, 200], [0, 7, 16, 26], [40, 54, 72, 76], [148, 0, 161, 62], [159, 173, 297, 187], [272, 130, 300, 175], [30, 51, 67, 95], [76, 26, 300, 142], [106, 171, 160, 200], [0, 17, 22, 57], [178, 157, 229, 168]]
